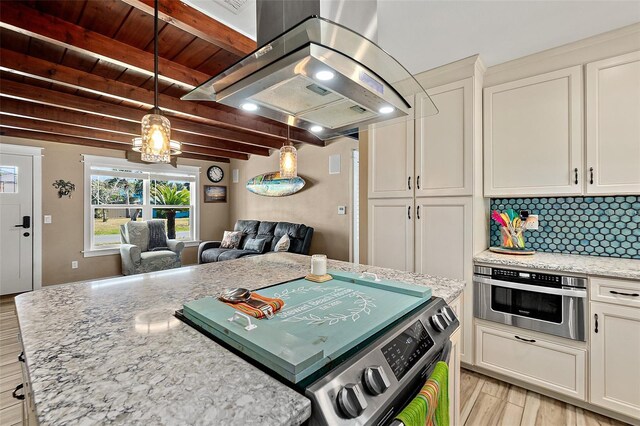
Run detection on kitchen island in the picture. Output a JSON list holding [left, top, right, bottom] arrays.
[[15, 253, 466, 425]]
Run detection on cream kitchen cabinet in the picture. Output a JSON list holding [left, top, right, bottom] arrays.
[[590, 301, 640, 420], [585, 51, 640, 195], [367, 198, 414, 272], [484, 66, 584, 197], [415, 78, 473, 197], [368, 115, 415, 199]]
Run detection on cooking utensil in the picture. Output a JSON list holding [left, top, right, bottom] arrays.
[[219, 288, 275, 319]]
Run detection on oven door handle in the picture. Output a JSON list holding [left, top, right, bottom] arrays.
[[473, 275, 587, 298]]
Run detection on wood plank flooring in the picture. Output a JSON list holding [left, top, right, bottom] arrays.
[[0, 294, 23, 426], [0, 295, 631, 426], [460, 369, 630, 426]]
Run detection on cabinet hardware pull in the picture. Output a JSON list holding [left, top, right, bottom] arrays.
[[408, 206, 411, 220], [590, 167, 594, 184], [514, 335, 536, 343], [594, 313, 599, 333], [18, 352, 24, 363], [417, 176, 420, 189], [417, 205, 420, 219], [12, 384, 25, 401], [574, 168, 578, 185], [610, 290, 639, 297], [408, 176, 411, 190]]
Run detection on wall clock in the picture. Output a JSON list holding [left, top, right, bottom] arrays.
[[207, 166, 224, 183]]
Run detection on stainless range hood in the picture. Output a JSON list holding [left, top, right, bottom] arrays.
[[183, 9, 437, 140]]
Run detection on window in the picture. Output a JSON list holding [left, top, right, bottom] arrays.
[[0, 166, 18, 193], [83, 156, 199, 256]]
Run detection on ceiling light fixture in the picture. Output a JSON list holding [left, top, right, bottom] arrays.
[[132, 138, 182, 155], [315, 70, 335, 81], [379, 106, 394, 114], [310, 125, 323, 133], [135, 0, 173, 163], [279, 126, 297, 179], [241, 102, 258, 111]]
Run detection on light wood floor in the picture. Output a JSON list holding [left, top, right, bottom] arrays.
[[460, 369, 630, 426], [0, 295, 631, 426]]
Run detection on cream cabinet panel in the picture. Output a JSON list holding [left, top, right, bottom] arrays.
[[590, 302, 640, 419], [448, 324, 461, 426], [368, 117, 415, 199], [476, 323, 586, 400], [415, 79, 473, 196], [484, 66, 583, 196], [586, 51, 640, 195], [590, 276, 640, 309], [415, 197, 473, 364], [367, 198, 414, 272]]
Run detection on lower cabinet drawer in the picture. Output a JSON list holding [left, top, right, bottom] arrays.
[[590, 277, 640, 308], [475, 323, 586, 400]]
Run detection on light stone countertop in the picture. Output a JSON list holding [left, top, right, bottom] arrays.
[[474, 250, 640, 281], [15, 253, 466, 425]]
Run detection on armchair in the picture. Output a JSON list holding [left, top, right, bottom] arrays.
[[119, 220, 184, 275]]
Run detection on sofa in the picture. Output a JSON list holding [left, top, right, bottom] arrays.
[[198, 220, 314, 264], [119, 220, 184, 275]]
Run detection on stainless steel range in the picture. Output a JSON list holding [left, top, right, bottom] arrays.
[[176, 272, 458, 426]]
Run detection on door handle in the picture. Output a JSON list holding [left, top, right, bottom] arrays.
[[574, 168, 578, 185], [407, 206, 411, 220], [417, 205, 420, 219], [14, 216, 31, 229], [589, 167, 594, 185], [407, 176, 411, 190], [610, 290, 639, 297], [417, 176, 420, 189], [594, 313, 599, 333], [514, 335, 536, 343]]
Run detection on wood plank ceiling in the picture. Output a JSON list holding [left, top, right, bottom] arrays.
[[0, 0, 324, 163]]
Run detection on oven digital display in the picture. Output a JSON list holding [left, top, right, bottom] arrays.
[[382, 321, 434, 380]]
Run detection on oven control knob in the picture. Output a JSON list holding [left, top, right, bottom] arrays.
[[430, 314, 447, 332], [337, 383, 367, 418], [363, 365, 391, 395], [441, 306, 456, 324]]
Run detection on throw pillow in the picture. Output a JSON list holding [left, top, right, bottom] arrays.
[[244, 238, 267, 253], [274, 234, 290, 252], [147, 220, 168, 251], [126, 221, 149, 252], [220, 231, 243, 249]]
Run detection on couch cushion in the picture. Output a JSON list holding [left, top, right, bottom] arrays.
[[235, 220, 259, 246], [126, 221, 149, 252], [270, 222, 308, 253], [201, 248, 232, 263], [217, 250, 259, 261], [221, 231, 243, 249], [140, 250, 177, 261], [244, 237, 268, 253]]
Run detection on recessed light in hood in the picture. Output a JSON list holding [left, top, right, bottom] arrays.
[[182, 16, 437, 140]]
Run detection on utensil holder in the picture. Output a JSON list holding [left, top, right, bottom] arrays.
[[500, 226, 526, 249]]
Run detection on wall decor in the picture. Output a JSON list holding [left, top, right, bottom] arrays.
[[204, 185, 227, 203], [490, 196, 639, 259], [246, 171, 305, 197], [52, 179, 75, 198]]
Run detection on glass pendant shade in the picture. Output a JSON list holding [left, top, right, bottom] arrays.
[[132, 137, 181, 155], [279, 144, 297, 178], [140, 112, 171, 163]]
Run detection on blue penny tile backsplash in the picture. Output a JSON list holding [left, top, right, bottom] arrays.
[[490, 196, 640, 259]]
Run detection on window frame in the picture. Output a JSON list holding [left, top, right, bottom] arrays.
[[83, 155, 200, 257]]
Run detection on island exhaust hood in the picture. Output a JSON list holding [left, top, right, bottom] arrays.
[[182, 1, 437, 140]]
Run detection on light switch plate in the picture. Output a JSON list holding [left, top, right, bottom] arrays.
[[338, 206, 346, 215], [525, 215, 539, 230], [71, 261, 78, 269], [44, 215, 52, 224]]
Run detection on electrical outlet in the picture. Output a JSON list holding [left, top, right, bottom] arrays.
[[44, 215, 52, 224], [337, 206, 347, 215], [71, 261, 78, 269], [525, 215, 539, 230]]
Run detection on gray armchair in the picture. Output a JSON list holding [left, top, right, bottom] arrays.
[[119, 220, 184, 275]]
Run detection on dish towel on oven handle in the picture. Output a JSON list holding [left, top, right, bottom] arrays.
[[394, 360, 449, 426], [223, 293, 285, 319]]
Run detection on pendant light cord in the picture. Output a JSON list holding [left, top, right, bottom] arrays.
[[153, 0, 159, 110]]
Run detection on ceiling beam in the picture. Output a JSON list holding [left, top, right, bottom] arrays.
[[0, 115, 249, 160], [0, 98, 270, 156], [0, 48, 323, 146], [0, 128, 231, 163], [120, 0, 256, 57], [0, 49, 282, 149]]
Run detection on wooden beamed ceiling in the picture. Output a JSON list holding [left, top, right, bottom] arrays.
[[0, 0, 324, 162]]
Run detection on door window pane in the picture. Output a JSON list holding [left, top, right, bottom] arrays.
[[0, 166, 17, 193], [152, 208, 191, 241], [93, 208, 142, 247], [91, 176, 143, 205]]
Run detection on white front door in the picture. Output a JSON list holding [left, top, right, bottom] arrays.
[[0, 153, 33, 295]]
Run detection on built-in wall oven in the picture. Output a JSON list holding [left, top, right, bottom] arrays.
[[474, 265, 587, 341]]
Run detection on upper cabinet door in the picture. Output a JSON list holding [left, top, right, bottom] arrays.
[[367, 198, 414, 272], [368, 110, 415, 199], [415, 78, 473, 197], [484, 66, 583, 197], [586, 51, 640, 195]]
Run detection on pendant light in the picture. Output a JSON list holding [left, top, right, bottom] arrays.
[[133, 0, 174, 163], [279, 126, 297, 178]]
